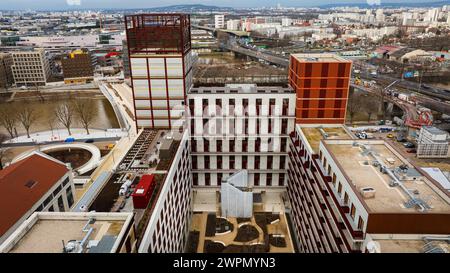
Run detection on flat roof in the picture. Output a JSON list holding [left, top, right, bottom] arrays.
[[189, 85, 294, 94], [323, 140, 450, 213], [374, 238, 450, 253], [0, 212, 133, 253], [291, 53, 351, 63], [300, 125, 353, 153]]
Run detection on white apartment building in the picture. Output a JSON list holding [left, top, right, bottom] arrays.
[[187, 85, 296, 187], [226, 19, 241, 31], [11, 49, 51, 86], [215, 14, 225, 29], [138, 130, 193, 253], [417, 126, 450, 159]]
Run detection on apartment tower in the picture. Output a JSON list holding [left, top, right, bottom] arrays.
[[289, 54, 352, 124], [125, 14, 193, 130]]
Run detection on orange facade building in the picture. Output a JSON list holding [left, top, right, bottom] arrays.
[[289, 54, 352, 124]]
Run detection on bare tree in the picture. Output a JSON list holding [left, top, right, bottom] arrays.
[[74, 99, 95, 135], [347, 92, 363, 125], [0, 104, 18, 139], [362, 95, 379, 124], [18, 104, 38, 138], [47, 114, 57, 136], [55, 102, 75, 136]]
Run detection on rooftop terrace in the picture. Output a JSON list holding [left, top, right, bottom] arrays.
[[300, 125, 353, 153]]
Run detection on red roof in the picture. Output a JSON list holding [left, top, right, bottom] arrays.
[[0, 154, 69, 238], [132, 175, 154, 196]]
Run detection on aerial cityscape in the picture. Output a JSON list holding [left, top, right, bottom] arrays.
[[0, 0, 450, 257]]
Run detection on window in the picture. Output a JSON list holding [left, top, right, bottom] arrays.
[[53, 185, 62, 197], [254, 173, 260, 186], [205, 173, 210, 186], [255, 138, 261, 152], [204, 156, 210, 169], [282, 98, 289, 116], [204, 139, 209, 152], [217, 156, 222, 169], [189, 99, 194, 116], [193, 173, 198, 186], [242, 138, 248, 152], [269, 98, 276, 115], [191, 139, 197, 152], [229, 139, 235, 152], [217, 140, 222, 152], [217, 173, 223, 186], [358, 217, 364, 230], [243, 99, 248, 116], [255, 156, 260, 170], [279, 173, 285, 186], [280, 156, 286, 169], [242, 156, 248, 169], [62, 177, 69, 187], [267, 156, 273, 169], [337, 182, 342, 194], [57, 196, 65, 212], [350, 204, 356, 219], [281, 119, 288, 134], [43, 194, 53, 208], [280, 138, 287, 152], [230, 156, 235, 169], [66, 187, 74, 208], [344, 192, 349, 205], [267, 173, 272, 186], [192, 156, 197, 169], [256, 99, 262, 116]]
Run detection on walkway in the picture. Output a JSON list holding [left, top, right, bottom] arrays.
[[5, 128, 128, 145]]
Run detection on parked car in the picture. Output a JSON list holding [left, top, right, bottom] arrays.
[[64, 137, 75, 143], [403, 142, 415, 148], [407, 149, 417, 153], [85, 139, 94, 143], [387, 133, 394, 138]]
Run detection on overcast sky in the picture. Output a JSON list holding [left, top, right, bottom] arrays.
[[0, 0, 446, 10]]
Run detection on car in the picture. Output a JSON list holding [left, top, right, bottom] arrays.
[[406, 149, 417, 153], [397, 138, 407, 143], [84, 139, 94, 143], [387, 133, 394, 138], [403, 142, 415, 148], [64, 137, 75, 143]]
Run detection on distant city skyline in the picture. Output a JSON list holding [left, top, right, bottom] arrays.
[[0, 0, 448, 11]]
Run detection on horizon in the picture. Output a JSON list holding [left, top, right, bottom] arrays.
[[0, 0, 449, 11]]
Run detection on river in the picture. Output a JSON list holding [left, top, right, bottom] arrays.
[[0, 96, 119, 137]]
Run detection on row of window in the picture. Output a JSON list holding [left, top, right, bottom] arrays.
[[193, 172, 285, 187], [191, 118, 290, 136], [191, 138, 288, 153], [192, 155, 286, 170], [189, 98, 291, 117], [34, 177, 72, 213]]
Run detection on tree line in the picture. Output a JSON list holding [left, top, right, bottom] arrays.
[[0, 98, 96, 140]]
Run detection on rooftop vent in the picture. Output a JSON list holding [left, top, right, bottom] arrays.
[[360, 187, 376, 198], [25, 180, 37, 188]]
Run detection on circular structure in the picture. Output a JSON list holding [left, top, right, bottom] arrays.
[[13, 143, 102, 175]]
